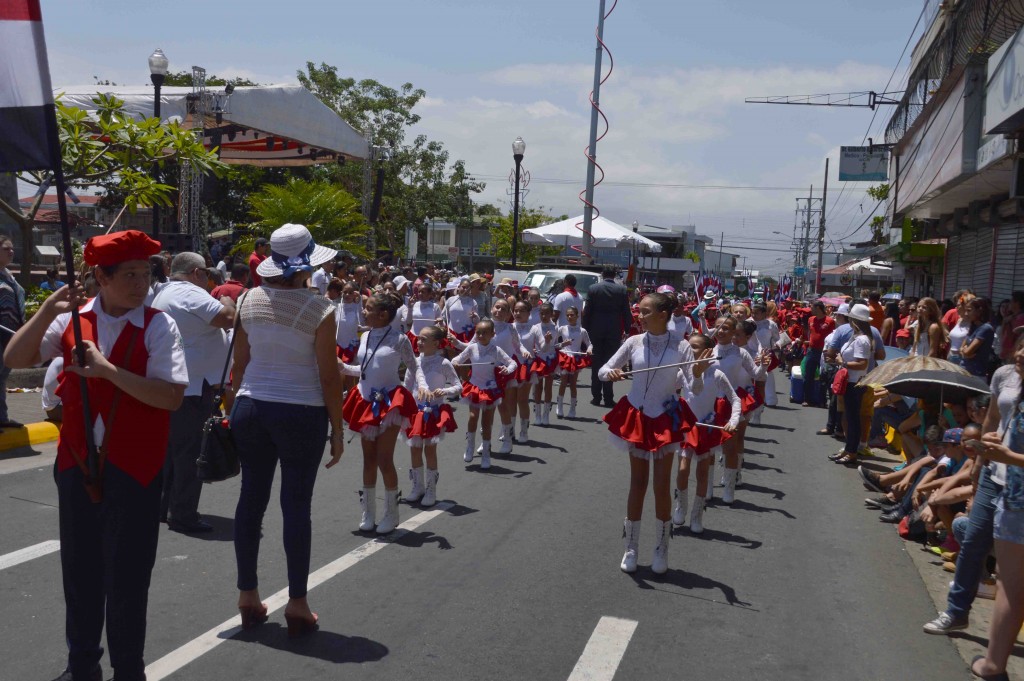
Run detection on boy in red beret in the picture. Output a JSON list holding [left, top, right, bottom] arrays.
[[4, 230, 189, 681]]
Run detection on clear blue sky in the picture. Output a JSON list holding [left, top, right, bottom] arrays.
[[40, 0, 927, 274]]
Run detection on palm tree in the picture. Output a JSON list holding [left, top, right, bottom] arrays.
[[245, 178, 369, 256]]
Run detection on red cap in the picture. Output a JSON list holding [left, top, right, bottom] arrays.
[[896, 329, 911, 339], [84, 230, 161, 267]]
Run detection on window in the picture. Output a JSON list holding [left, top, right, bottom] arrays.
[[429, 230, 451, 246]]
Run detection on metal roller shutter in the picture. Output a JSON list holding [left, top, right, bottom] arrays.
[[944, 234, 970, 297], [992, 223, 1024, 302], [971, 228, 994, 297]]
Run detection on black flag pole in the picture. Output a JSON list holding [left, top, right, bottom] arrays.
[[43, 107, 101, 497]]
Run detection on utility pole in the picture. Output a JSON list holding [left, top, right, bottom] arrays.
[[794, 189, 822, 299], [815, 158, 828, 297], [581, 0, 609, 263]]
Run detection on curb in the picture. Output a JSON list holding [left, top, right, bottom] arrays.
[[0, 421, 59, 451]]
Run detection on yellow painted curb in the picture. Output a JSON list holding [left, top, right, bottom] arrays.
[[0, 421, 60, 451]]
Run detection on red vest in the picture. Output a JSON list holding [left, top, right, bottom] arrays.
[[56, 307, 172, 487]]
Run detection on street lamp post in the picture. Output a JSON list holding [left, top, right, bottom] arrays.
[[631, 220, 639, 285], [148, 48, 169, 240], [511, 136, 525, 268]]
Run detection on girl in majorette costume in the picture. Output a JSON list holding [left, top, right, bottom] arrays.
[[491, 299, 530, 454], [733, 318, 764, 477], [599, 292, 700, 575], [709, 315, 758, 504], [341, 293, 422, 535], [529, 302, 559, 426], [336, 282, 366, 394], [400, 279, 442, 354], [451, 320, 517, 470], [443, 278, 479, 344], [403, 326, 461, 507], [512, 301, 537, 442], [674, 333, 740, 534], [555, 306, 591, 419], [751, 301, 782, 419]]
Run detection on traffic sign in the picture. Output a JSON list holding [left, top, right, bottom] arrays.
[[793, 267, 806, 277]]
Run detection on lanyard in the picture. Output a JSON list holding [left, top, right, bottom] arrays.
[[360, 327, 392, 381], [640, 333, 671, 413]]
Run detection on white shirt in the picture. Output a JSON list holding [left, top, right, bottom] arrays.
[[711, 343, 756, 391], [948, 318, 970, 355], [551, 290, 583, 322], [311, 267, 332, 295], [444, 295, 478, 336], [839, 334, 872, 382], [493, 320, 528, 360], [41, 295, 189, 444], [529, 321, 559, 359], [528, 307, 541, 326], [341, 326, 423, 400], [151, 280, 230, 397], [557, 323, 591, 354], [335, 302, 363, 350], [598, 330, 696, 417], [400, 300, 442, 336], [685, 367, 741, 429], [403, 353, 462, 405], [452, 341, 516, 390], [513, 321, 535, 361], [667, 312, 693, 337]]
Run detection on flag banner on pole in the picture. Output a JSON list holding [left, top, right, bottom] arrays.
[[0, 0, 55, 172]]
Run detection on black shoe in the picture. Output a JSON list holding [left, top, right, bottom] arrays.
[[168, 518, 214, 534], [879, 509, 904, 523], [0, 419, 24, 428], [858, 466, 885, 493], [590, 397, 602, 406], [864, 495, 896, 510], [53, 665, 102, 681], [603, 399, 616, 408]]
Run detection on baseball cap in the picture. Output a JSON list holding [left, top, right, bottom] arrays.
[[836, 303, 850, 316], [942, 427, 964, 445], [656, 285, 675, 294]]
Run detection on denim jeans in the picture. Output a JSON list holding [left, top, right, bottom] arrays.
[[842, 384, 866, 454], [231, 397, 328, 598], [870, 400, 912, 440], [947, 467, 1002, 620], [804, 348, 823, 406]]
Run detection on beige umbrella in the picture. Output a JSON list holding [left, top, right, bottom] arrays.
[[857, 355, 969, 388]]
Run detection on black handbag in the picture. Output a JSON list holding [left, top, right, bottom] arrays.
[[196, 294, 245, 483]]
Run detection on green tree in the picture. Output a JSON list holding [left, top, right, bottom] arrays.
[[483, 207, 566, 263], [162, 71, 261, 88], [0, 93, 224, 285], [244, 178, 370, 257], [296, 63, 483, 254]]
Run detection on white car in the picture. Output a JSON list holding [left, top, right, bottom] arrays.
[[522, 269, 602, 300]]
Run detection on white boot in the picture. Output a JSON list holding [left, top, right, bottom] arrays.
[[464, 432, 475, 463], [689, 495, 706, 534], [480, 440, 492, 469], [358, 487, 376, 531], [376, 488, 400, 534], [519, 418, 529, 442], [422, 469, 438, 507], [497, 425, 513, 454], [406, 467, 425, 502], [749, 407, 762, 425], [672, 487, 688, 526], [555, 396, 564, 418], [533, 403, 542, 426], [722, 468, 738, 505], [477, 424, 487, 453], [620, 519, 641, 573], [542, 402, 552, 425], [651, 520, 671, 575], [736, 453, 744, 486], [568, 399, 577, 419]]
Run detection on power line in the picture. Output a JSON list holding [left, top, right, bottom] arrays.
[[474, 174, 810, 191]]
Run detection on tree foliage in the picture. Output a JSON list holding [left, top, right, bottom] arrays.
[[244, 178, 369, 257], [0, 93, 225, 284], [296, 62, 484, 254], [482, 207, 567, 263]]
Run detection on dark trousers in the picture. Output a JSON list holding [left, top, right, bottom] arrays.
[[160, 383, 215, 525], [803, 348, 823, 406], [948, 467, 1002, 620], [231, 397, 328, 598], [589, 335, 618, 403], [842, 384, 866, 454], [56, 463, 162, 681]]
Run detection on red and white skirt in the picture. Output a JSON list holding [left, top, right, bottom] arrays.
[[736, 386, 763, 416], [461, 379, 503, 409], [603, 397, 698, 460], [405, 403, 458, 447], [451, 329, 475, 344], [495, 361, 520, 390], [683, 397, 734, 461], [337, 341, 358, 364], [513, 357, 533, 385], [557, 351, 592, 375], [530, 353, 559, 379], [342, 385, 418, 439]]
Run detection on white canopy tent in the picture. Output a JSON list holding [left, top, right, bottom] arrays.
[[847, 258, 892, 275], [522, 215, 662, 252], [56, 85, 369, 165]]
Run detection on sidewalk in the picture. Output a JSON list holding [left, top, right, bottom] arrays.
[[0, 389, 58, 451]]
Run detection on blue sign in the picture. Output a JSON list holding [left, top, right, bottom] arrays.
[[794, 267, 806, 277]]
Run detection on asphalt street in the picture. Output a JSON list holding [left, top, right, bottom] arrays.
[[1, 380, 976, 681]]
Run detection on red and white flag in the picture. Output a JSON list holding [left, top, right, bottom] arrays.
[[0, 0, 56, 172]]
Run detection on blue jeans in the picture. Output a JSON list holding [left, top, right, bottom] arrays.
[[870, 400, 912, 439], [947, 467, 1002, 620], [231, 397, 328, 598], [842, 384, 866, 454], [804, 348, 823, 406]]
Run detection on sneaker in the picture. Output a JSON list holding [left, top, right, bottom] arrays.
[[893, 461, 907, 471], [858, 466, 885, 493], [857, 446, 876, 458], [864, 495, 894, 510], [922, 612, 968, 635], [879, 509, 904, 523]]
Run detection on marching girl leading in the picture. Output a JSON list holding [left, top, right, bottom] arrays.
[[443, 278, 479, 344], [400, 279, 442, 354], [555, 306, 591, 418], [512, 301, 537, 442], [710, 316, 758, 504], [336, 282, 365, 393], [491, 299, 530, 453], [599, 292, 699, 575], [404, 326, 461, 507], [674, 333, 741, 534], [529, 302, 559, 426], [452, 320, 517, 469], [341, 292, 423, 535]]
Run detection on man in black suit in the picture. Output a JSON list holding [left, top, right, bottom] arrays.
[[582, 265, 632, 406]]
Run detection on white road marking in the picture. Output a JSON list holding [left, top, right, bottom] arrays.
[[145, 502, 453, 681], [566, 616, 639, 681], [0, 540, 60, 571]]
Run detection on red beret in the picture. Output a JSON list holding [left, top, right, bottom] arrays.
[[84, 230, 161, 267]]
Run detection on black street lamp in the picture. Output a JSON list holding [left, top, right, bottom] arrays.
[[148, 48, 169, 240], [511, 136, 525, 268]]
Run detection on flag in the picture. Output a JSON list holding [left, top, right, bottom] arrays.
[[0, 0, 55, 172], [779, 275, 793, 301], [695, 264, 707, 299]]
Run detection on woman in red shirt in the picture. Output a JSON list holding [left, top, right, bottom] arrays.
[[802, 301, 835, 407]]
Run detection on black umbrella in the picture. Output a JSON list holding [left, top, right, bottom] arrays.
[[883, 369, 990, 404]]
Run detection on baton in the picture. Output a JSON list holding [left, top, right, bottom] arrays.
[[622, 357, 714, 376], [697, 422, 731, 431]]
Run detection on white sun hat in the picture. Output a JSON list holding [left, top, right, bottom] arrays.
[[256, 223, 337, 279]]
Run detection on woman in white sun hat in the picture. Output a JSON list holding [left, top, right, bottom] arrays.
[[828, 303, 874, 466]]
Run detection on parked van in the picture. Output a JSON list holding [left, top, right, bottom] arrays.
[[522, 269, 602, 300]]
